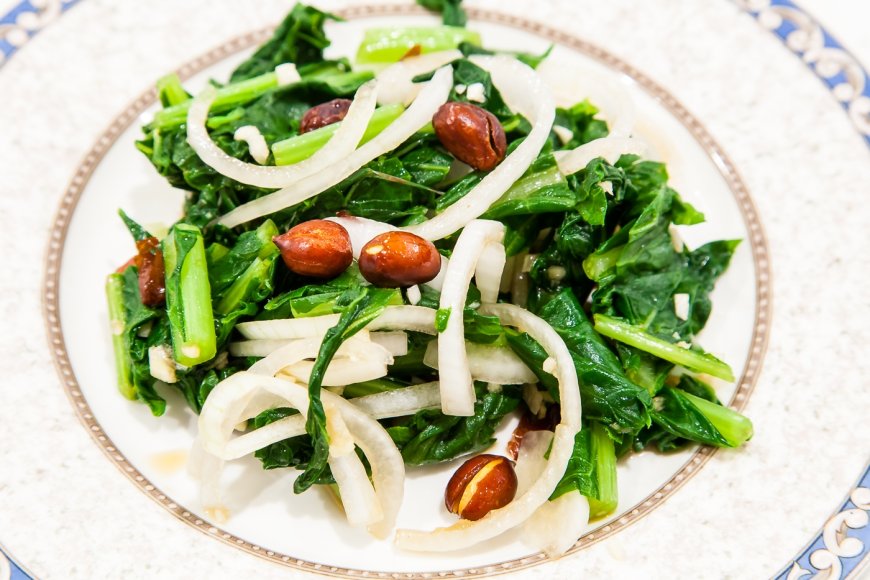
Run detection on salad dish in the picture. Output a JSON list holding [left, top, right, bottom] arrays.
[[45, 0, 769, 572]]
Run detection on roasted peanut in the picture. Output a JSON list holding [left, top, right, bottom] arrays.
[[358, 231, 441, 288], [299, 99, 353, 134], [432, 102, 507, 171], [445, 454, 518, 521], [136, 237, 166, 307], [273, 220, 353, 278]]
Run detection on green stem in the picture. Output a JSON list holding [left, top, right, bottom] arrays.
[[593, 314, 734, 382], [156, 73, 189, 107], [271, 103, 404, 166], [583, 245, 623, 282], [681, 390, 753, 446], [150, 70, 368, 132], [164, 224, 217, 366], [105, 274, 136, 400], [587, 423, 618, 519], [355, 26, 481, 63]]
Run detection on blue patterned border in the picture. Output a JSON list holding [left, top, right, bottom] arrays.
[[0, 0, 81, 68], [0, 545, 34, 580], [0, 0, 868, 578], [774, 462, 870, 580], [738, 0, 870, 149]]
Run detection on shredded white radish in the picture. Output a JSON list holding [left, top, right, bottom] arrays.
[[233, 125, 270, 164], [395, 303, 581, 552], [436, 220, 506, 416], [475, 242, 506, 304], [423, 340, 538, 385], [248, 335, 388, 378], [367, 305, 437, 335], [222, 382, 441, 460], [237, 315, 340, 340], [554, 136, 650, 176], [198, 372, 404, 537], [514, 430, 554, 496], [218, 66, 453, 228], [148, 345, 177, 383], [525, 490, 589, 557], [187, 80, 377, 189], [376, 49, 462, 105], [352, 381, 441, 418], [279, 357, 389, 386], [406, 285, 422, 305], [275, 63, 301, 86], [369, 331, 408, 357], [405, 56, 555, 241]]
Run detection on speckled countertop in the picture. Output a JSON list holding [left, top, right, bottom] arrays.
[[0, 0, 869, 578]]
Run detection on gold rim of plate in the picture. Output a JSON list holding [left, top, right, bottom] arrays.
[[41, 4, 773, 577]]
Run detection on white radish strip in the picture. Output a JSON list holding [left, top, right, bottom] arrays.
[[406, 285, 422, 305], [187, 81, 377, 189], [514, 430, 554, 497], [237, 315, 340, 340], [233, 125, 270, 164], [279, 358, 389, 386], [405, 56, 554, 241], [436, 220, 505, 416], [223, 381, 441, 460], [423, 341, 538, 385], [249, 336, 388, 379], [326, 402, 383, 528], [368, 306, 437, 335], [237, 306, 436, 343], [554, 136, 650, 177], [524, 490, 589, 557], [325, 215, 450, 290], [394, 302, 581, 552], [218, 67, 453, 228], [229, 339, 292, 357], [475, 242, 506, 304], [369, 331, 408, 356], [376, 49, 462, 105], [352, 381, 441, 418], [199, 372, 403, 536]]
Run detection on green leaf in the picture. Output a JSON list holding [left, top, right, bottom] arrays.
[[416, 0, 468, 26], [551, 423, 618, 519]]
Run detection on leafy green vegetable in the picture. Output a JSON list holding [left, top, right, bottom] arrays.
[[552, 422, 618, 519], [388, 384, 520, 465], [356, 26, 478, 63], [230, 3, 339, 82], [593, 314, 734, 382], [163, 223, 217, 366], [416, 0, 467, 27], [295, 286, 400, 493], [650, 384, 753, 448]]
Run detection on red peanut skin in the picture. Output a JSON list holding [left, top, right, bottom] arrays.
[[273, 220, 353, 279], [358, 231, 442, 288], [432, 102, 507, 171]]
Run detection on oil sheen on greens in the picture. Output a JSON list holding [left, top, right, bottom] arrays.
[[111, 1, 752, 519]]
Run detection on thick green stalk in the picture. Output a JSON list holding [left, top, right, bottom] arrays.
[[583, 245, 622, 282], [593, 314, 734, 382], [682, 390, 753, 446], [150, 69, 368, 131], [355, 26, 481, 63], [105, 273, 136, 400], [271, 104, 404, 166], [587, 423, 617, 519], [164, 224, 216, 366], [156, 73, 189, 107]]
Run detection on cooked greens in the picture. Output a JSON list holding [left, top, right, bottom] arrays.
[[109, 1, 752, 531]]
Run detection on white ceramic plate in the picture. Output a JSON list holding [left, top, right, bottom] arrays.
[[45, 5, 769, 576]]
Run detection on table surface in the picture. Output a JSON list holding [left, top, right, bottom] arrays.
[[1, 0, 868, 578]]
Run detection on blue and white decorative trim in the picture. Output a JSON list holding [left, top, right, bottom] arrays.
[[0, 0, 81, 68], [0, 545, 33, 580], [738, 0, 870, 149], [776, 462, 870, 579]]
